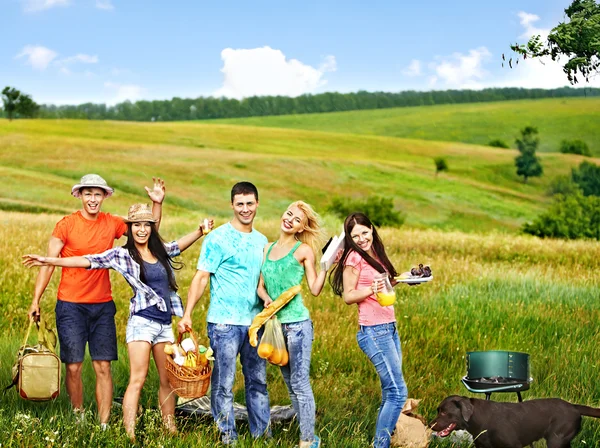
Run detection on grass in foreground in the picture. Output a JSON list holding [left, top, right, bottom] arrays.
[[1, 212, 599, 447]]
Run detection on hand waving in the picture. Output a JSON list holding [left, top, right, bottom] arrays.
[[145, 177, 166, 204]]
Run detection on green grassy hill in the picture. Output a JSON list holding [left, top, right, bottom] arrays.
[[213, 97, 600, 156], [0, 118, 597, 232], [1, 119, 599, 447]]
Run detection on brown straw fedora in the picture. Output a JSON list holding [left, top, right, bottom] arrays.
[[124, 203, 157, 223]]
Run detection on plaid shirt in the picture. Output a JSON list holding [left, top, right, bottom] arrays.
[[84, 241, 184, 318]]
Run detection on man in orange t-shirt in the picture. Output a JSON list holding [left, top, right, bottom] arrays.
[[27, 174, 165, 426]]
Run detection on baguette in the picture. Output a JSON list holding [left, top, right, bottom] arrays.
[[248, 284, 302, 347]]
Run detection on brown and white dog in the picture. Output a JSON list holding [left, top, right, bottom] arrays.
[[429, 395, 600, 448]]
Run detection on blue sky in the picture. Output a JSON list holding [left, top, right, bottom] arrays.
[[3, 0, 595, 105]]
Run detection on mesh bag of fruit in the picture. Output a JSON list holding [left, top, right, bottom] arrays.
[[257, 316, 289, 366]]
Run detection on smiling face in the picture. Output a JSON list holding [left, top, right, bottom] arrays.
[[131, 221, 152, 246], [231, 193, 258, 229], [281, 204, 306, 236], [350, 223, 374, 253], [79, 187, 107, 219]]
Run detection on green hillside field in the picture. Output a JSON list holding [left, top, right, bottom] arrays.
[[0, 119, 599, 447], [213, 97, 600, 156], [1, 118, 598, 233]]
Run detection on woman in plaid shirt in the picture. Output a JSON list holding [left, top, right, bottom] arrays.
[[24, 203, 213, 441]]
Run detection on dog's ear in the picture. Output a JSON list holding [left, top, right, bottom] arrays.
[[457, 398, 474, 422]]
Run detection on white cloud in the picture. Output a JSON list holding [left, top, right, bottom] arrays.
[[54, 53, 98, 76], [517, 11, 549, 40], [16, 45, 58, 70], [429, 47, 491, 89], [494, 11, 600, 88], [404, 11, 600, 90], [22, 0, 69, 12], [319, 55, 337, 73], [58, 54, 99, 65], [214, 46, 337, 99], [95, 0, 114, 11], [104, 82, 145, 105], [402, 59, 421, 77], [494, 55, 600, 88]]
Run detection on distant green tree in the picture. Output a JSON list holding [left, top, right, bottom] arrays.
[[572, 160, 600, 196], [34, 87, 600, 122], [547, 175, 581, 196], [434, 157, 448, 177], [488, 138, 510, 148], [16, 93, 40, 118], [560, 139, 592, 156], [1, 87, 39, 120], [523, 190, 600, 240], [327, 196, 405, 228], [508, 0, 600, 84], [515, 126, 543, 183], [2, 87, 20, 121]]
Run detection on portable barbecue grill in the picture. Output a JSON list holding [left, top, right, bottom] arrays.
[[461, 351, 532, 402]]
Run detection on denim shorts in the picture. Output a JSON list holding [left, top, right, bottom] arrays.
[[55, 300, 118, 364], [126, 315, 174, 345]]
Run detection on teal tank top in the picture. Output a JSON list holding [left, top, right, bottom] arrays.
[[261, 240, 310, 324]]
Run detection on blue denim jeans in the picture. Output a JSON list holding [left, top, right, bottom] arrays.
[[280, 319, 315, 442], [357, 322, 408, 448], [208, 323, 271, 442]]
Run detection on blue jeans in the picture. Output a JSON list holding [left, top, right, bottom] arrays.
[[208, 323, 270, 442], [357, 323, 408, 448], [280, 319, 315, 442]]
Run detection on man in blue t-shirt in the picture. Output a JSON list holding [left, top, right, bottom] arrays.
[[178, 181, 269, 445]]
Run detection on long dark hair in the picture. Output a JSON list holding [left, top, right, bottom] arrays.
[[330, 212, 397, 296], [124, 222, 182, 291]]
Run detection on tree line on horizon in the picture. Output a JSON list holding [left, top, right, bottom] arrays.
[[2, 86, 599, 122]]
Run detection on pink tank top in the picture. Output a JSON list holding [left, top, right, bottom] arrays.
[[345, 251, 396, 326]]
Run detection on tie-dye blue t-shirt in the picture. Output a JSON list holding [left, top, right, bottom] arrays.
[[197, 222, 267, 325]]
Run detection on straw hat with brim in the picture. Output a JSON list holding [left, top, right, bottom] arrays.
[[124, 203, 157, 223], [71, 174, 114, 198]]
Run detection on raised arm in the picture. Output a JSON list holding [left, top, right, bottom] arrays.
[[177, 269, 210, 333], [27, 236, 64, 321], [23, 254, 91, 269], [298, 244, 328, 296], [177, 219, 214, 252], [145, 177, 165, 230]]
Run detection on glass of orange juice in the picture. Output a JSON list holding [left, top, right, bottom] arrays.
[[374, 273, 396, 306]]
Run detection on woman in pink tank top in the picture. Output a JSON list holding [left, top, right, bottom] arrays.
[[329, 212, 408, 448]]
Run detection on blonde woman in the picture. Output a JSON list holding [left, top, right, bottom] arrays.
[[257, 201, 328, 448]]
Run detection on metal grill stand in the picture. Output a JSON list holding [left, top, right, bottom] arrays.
[[461, 351, 532, 402]]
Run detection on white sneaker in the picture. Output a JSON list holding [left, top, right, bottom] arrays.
[[299, 436, 321, 448]]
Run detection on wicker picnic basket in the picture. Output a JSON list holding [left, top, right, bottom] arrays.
[[165, 328, 211, 399]]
